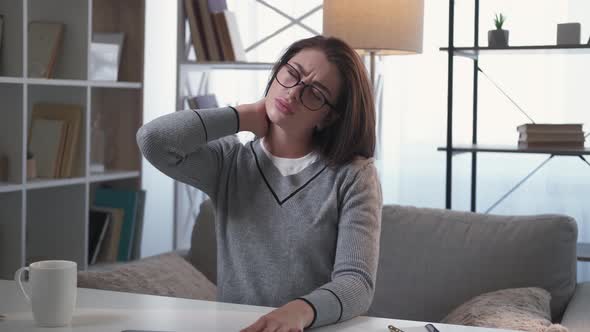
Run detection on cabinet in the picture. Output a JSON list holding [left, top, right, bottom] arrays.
[[439, 0, 590, 260], [0, 0, 145, 278]]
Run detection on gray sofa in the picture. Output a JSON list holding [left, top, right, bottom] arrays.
[[184, 200, 588, 331]]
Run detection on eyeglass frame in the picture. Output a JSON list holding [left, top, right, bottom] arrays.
[[274, 62, 338, 112]]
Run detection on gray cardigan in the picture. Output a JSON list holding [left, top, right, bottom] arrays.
[[136, 107, 382, 328]]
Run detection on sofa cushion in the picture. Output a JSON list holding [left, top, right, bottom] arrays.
[[442, 287, 567, 332], [78, 252, 216, 300], [369, 205, 577, 322]]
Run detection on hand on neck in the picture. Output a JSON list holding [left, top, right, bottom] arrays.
[[264, 125, 314, 158]]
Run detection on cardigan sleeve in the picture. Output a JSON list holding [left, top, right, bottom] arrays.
[[299, 161, 383, 328], [136, 106, 240, 200]]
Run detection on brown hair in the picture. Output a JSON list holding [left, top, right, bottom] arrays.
[[264, 36, 376, 166]]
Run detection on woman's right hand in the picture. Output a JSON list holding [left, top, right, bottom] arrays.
[[235, 98, 270, 137]]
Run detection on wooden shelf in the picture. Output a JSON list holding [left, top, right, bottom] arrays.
[[26, 177, 87, 190], [180, 61, 274, 71], [578, 243, 590, 262], [18, 77, 141, 88], [0, 77, 26, 84], [0, 182, 23, 193], [440, 45, 590, 59], [438, 144, 590, 156], [89, 170, 141, 183], [88, 81, 142, 89]]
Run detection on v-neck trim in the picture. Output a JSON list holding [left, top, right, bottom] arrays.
[[250, 139, 328, 206]]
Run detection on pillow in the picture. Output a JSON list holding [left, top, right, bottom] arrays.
[[442, 287, 567, 332], [78, 252, 216, 301]]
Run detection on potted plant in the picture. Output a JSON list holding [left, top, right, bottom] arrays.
[[488, 13, 509, 48]]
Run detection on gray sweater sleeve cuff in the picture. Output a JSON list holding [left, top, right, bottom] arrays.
[[299, 288, 343, 328], [196, 106, 239, 141]]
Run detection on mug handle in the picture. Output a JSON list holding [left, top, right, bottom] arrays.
[[14, 267, 31, 304]]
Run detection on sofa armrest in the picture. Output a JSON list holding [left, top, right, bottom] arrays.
[[560, 282, 590, 332]]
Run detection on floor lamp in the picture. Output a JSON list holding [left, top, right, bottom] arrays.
[[323, 0, 424, 158]]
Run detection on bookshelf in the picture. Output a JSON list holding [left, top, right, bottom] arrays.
[[0, 0, 145, 279], [439, 1, 589, 261]]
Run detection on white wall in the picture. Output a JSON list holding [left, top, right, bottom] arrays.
[[140, 0, 177, 257]]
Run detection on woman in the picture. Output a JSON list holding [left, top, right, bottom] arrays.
[[137, 36, 382, 331]]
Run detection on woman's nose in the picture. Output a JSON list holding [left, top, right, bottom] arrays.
[[287, 83, 304, 102]]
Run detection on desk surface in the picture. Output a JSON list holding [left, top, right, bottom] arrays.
[[0, 279, 514, 332]]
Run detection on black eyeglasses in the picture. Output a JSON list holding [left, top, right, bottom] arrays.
[[275, 63, 336, 111]]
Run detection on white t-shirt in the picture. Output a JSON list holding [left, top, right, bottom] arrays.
[[260, 138, 319, 176]]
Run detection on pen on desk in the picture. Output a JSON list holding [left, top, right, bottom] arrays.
[[387, 323, 441, 332], [425, 323, 440, 332], [388, 325, 404, 332]]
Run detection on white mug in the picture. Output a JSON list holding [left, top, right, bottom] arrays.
[[14, 260, 77, 327]]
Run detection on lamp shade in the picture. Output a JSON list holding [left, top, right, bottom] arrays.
[[323, 0, 424, 55]]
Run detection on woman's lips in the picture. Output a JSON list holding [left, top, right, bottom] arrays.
[[275, 98, 294, 115]]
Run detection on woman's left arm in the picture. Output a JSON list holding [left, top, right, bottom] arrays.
[[241, 161, 383, 331], [299, 161, 383, 328]]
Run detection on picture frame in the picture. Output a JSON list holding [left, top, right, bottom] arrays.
[[89, 32, 125, 81]]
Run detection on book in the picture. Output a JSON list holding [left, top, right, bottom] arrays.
[[185, 0, 209, 61], [519, 132, 585, 143], [89, 33, 125, 81], [130, 190, 146, 260], [518, 141, 585, 149], [94, 188, 141, 262], [31, 103, 83, 178], [212, 12, 231, 61], [28, 118, 67, 178], [88, 208, 111, 264], [516, 123, 583, 133], [28, 21, 64, 78], [187, 94, 219, 109], [213, 11, 246, 62], [196, 0, 222, 61], [93, 206, 125, 263]]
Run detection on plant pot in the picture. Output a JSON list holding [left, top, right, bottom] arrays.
[[488, 29, 509, 48]]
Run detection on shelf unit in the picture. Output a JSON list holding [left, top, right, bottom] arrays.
[[440, 0, 590, 261], [171, 0, 323, 249], [0, 0, 145, 278]]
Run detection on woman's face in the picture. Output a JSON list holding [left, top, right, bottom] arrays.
[[265, 48, 342, 135]]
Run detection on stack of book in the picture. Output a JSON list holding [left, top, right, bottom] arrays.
[[28, 103, 82, 178], [184, 0, 246, 62], [88, 187, 146, 264], [517, 123, 586, 148]]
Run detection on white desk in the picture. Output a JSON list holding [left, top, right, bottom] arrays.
[[0, 280, 514, 332]]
